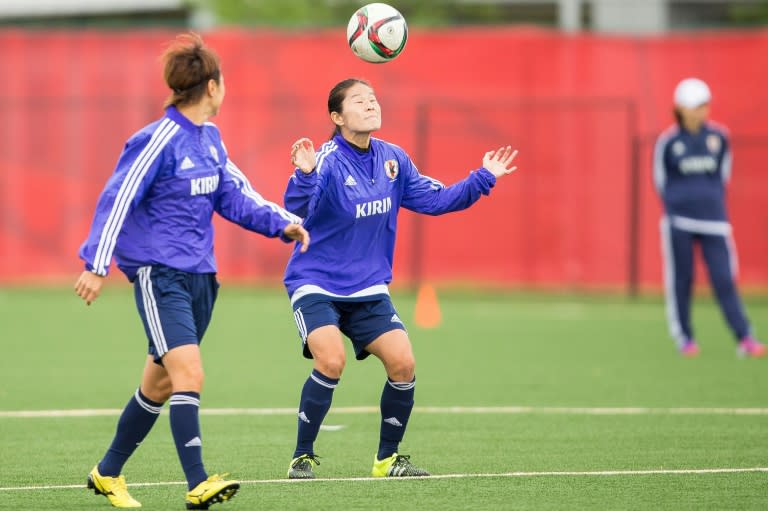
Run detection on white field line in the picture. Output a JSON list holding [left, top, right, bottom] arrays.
[[3, 405, 768, 418], [2, 467, 767, 492]]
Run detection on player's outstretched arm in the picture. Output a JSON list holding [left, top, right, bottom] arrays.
[[482, 146, 518, 178], [291, 138, 317, 174], [283, 223, 310, 253], [75, 270, 105, 306]]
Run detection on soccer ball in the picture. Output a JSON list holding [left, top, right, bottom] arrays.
[[347, 3, 408, 63]]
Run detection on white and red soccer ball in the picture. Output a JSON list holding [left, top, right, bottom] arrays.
[[347, 3, 408, 63]]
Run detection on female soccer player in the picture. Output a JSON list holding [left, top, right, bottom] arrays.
[[654, 77, 764, 358], [282, 78, 518, 479], [75, 33, 309, 508]]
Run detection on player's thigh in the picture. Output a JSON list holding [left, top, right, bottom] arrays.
[[306, 325, 347, 377], [365, 329, 415, 381]]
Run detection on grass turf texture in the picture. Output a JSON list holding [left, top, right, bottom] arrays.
[[1, 286, 766, 510]]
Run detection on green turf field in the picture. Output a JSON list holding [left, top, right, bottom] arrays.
[[1, 286, 766, 510]]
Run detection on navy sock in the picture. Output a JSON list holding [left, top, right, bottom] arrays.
[[378, 378, 415, 460], [99, 389, 163, 477], [169, 392, 207, 490], [293, 369, 338, 458]]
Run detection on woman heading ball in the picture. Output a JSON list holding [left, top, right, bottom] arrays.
[[283, 78, 520, 479]]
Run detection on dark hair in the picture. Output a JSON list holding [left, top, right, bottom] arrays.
[[161, 32, 221, 108], [327, 78, 372, 139], [673, 108, 683, 125]]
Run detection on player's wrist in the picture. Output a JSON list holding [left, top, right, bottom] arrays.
[[84, 262, 107, 277], [297, 166, 316, 176]]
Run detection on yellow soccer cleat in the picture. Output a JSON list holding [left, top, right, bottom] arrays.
[[185, 474, 239, 510], [287, 454, 320, 479], [87, 465, 142, 508], [371, 453, 430, 477]]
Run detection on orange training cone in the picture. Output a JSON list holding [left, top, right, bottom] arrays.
[[414, 283, 442, 329]]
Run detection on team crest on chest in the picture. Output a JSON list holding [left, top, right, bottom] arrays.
[[384, 159, 399, 180], [706, 134, 721, 154], [672, 141, 686, 156]]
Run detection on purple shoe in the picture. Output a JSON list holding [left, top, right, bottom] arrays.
[[679, 339, 700, 357], [737, 337, 766, 358]]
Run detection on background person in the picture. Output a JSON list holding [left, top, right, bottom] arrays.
[[653, 77, 764, 358]]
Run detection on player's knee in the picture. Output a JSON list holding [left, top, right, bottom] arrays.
[[144, 378, 173, 403], [315, 353, 346, 379], [387, 354, 415, 381], [171, 365, 205, 393]]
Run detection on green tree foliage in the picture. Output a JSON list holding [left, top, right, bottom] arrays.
[[188, 0, 545, 27], [729, 1, 768, 25]]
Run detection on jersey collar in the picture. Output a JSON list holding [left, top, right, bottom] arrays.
[[165, 105, 204, 133], [334, 134, 375, 160]]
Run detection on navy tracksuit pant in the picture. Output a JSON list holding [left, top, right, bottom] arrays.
[[660, 217, 750, 345]]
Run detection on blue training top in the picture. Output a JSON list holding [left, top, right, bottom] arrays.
[[283, 134, 496, 304], [79, 105, 300, 281], [653, 121, 732, 226]]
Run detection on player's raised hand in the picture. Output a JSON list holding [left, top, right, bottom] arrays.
[[283, 223, 311, 253], [482, 146, 518, 178], [291, 137, 316, 174], [74, 270, 105, 305]]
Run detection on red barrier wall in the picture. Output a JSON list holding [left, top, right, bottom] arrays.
[[1, 28, 767, 289]]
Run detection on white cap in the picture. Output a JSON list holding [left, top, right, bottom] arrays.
[[674, 78, 711, 109]]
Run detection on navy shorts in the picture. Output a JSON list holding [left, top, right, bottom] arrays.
[[133, 265, 219, 364], [292, 295, 407, 360]]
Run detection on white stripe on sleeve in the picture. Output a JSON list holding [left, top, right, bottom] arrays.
[[721, 149, 732, 184], [653, 126, 677, 194], [314, 141, 337, 174], [92, 120, 179, 274], [225, 160, 301, 224]]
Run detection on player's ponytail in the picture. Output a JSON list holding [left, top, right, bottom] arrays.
[[161, 32, 221, 108]]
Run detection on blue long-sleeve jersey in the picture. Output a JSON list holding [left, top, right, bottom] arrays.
[[654, 121, 732, 223], [79, 106, 300, 281], [283, 134, 496, 303]]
